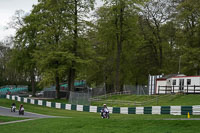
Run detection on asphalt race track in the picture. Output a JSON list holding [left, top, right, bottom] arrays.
[[0, 106, 57, 118]]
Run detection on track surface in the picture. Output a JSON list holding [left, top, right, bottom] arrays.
[[0, 106, 59, 118], [0, 106, 71, 125]]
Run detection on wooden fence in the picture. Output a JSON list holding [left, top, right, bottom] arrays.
[[158, 85, 200, 94]]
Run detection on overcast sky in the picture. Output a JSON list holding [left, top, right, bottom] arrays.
[[0, 0, 103, 41]]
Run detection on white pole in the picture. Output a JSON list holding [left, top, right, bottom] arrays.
[[178, 56, 182, 74]]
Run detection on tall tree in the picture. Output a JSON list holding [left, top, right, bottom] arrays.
[[175, 0, 200, 75], [14, 15, 39, 96], [0, 42, 10, 86], [140, 0, 175, 71], [29, 0, 73, 99], [26, 0, 95, 99], [67, 0, 95, 94], [94, 0, 146, 91], [6, 10, 39, 95]]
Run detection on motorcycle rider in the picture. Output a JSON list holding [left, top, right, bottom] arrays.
[[19, 104, 24, 115], [101, 104, 109, 118], [11, 103, 16, 112]]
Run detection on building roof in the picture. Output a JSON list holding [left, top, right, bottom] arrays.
[[157, 74, 185, 80]]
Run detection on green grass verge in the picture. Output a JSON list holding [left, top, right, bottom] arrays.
[[91, 94, 200, 107], [0, 99, 199, 118], [36, 94, 200, 107], [42, 98, 68, 104], [0, 116, 27, 123], [1, 99, 200, 133], [1, 117, 200, 133]]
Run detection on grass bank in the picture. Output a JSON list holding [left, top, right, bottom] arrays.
[[36, 94, 200, 107], [0, 116, 27, 123], [1, 99, 200, 133]]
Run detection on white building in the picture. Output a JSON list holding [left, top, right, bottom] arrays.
[[156, 74, 200, 94], [148, 74, 163, 95]]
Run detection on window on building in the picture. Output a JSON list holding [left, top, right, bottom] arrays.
[[173, 80, 176, 85], [187, 79, 191, 85]]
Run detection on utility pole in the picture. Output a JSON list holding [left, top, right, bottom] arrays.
[[178, 56, 181, 74]]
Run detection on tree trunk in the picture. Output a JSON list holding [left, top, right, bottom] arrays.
[[197, 67, 200, 75], [31, 71, 36, 97], [55, 75, 60, 99], [115, 1, 124, 92], [159, 45, 163, 69], [68, 67, 75, 91], [67, 67, 75, 99], [67, 0, 78, 98]]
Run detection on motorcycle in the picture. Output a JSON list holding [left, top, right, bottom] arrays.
[[101, 109, 110, 119], [19, 105, 24, 115], [19, 109, 24, 115], [11, 106, 16, 112]]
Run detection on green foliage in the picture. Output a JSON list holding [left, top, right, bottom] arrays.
[[175, 0, 200, 75], [1, 0, 200, 94], [33, 48, 75, 87]]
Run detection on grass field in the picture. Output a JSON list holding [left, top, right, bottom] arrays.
[[38, 94, 200, 107], [1, 99, 200, 133], [0, 116, 27, 123], [91, 94, 200, 107]]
